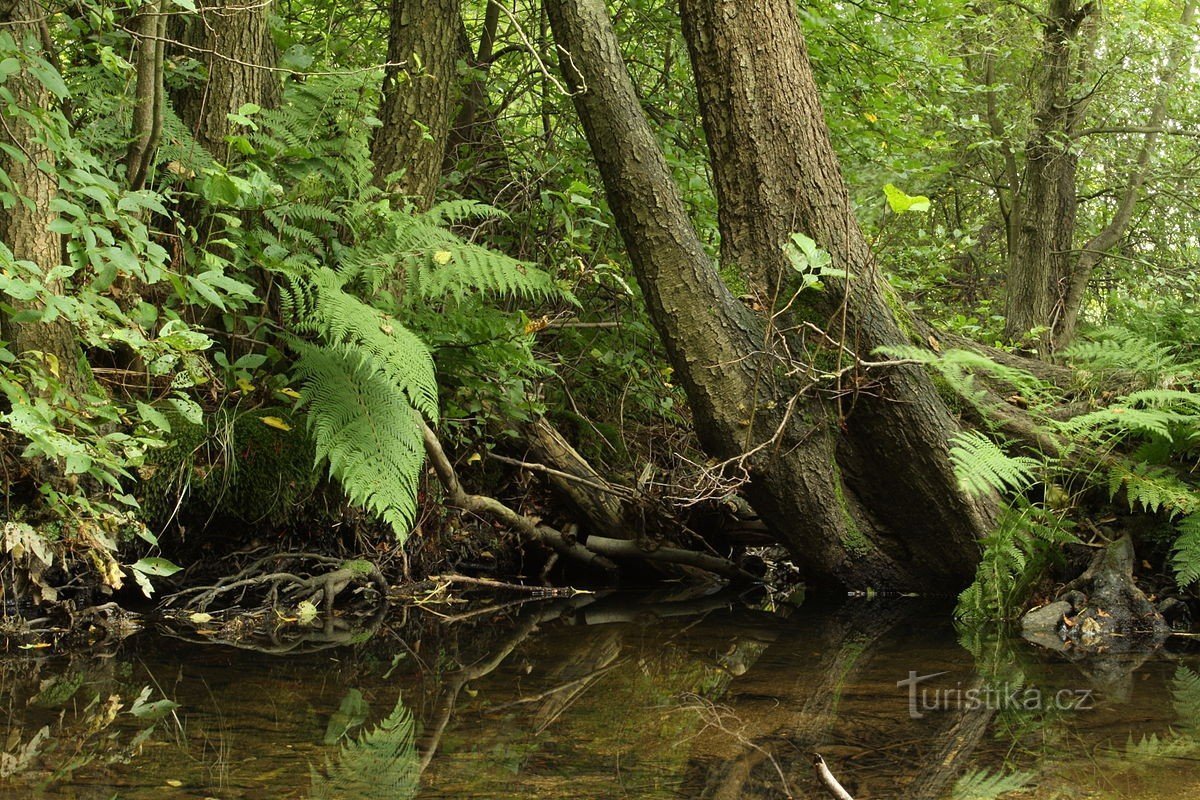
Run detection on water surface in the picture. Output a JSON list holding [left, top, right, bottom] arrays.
[[2, 589, 1198, 799]]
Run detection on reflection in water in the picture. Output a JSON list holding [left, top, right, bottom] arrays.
[[1, 589, 1198, 799]]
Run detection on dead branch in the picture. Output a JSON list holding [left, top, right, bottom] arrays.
[[813, 753, 855, 800]]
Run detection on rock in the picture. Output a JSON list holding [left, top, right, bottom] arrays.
[[1060, 535, 1168, 651], [1021, 600, 1071, 634]]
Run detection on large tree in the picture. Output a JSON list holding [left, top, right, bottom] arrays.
[[173, 0, 281, 159], [0, 0, 91, 396], [546, 0, 992, 591], [371, 0, 462, 206]]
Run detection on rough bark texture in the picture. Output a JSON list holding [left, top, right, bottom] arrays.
[[173, 0, 281, 159], [546, 0, 988, 591], [1002, 0, 1091, 348], [371, 0, 461, 207], [679, 0, 989, 585], [0, 0, 91, 396]]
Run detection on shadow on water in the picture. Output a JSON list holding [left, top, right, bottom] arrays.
[[2, 588, 1199, 799]]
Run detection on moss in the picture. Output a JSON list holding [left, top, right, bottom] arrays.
[[137, 407, 324, 529], [881, 282, 919, 343], [339, 558, 376, 576], [831, 462, 872, 556]]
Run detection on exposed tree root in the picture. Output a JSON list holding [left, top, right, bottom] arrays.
[[422, 422, 755, 583], [163, 552, 387, 614]]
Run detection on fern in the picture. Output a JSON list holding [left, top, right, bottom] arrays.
[[1172, 667, 1200, 729], [309, 695, 418, 800], [1171, 514, 1200, 588], [957, 502, 1078, 620], [284, 268, 438, 423], [339, 202, 565, 304], [293, 343, 426, 538], [950, 768, 1034, 800], [1060, 328, 1184, 383], [1106, 462, 1197, 517], [949, 431, 1041, 497]]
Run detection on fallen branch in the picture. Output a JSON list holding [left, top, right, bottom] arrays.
[[583, 536, 756, 582], [422, 422, 618, 572], [813, 753, 855, 800]]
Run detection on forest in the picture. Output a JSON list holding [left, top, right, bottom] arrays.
[[2, 0, 1200, 670]]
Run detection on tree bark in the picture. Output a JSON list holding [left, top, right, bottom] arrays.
[[0, 0, 91, 397], [370, 0, 461, 207], [1002, 0, 1094, 350], [173, 0, 281, 160], [124, 0, 167, 191], [546, 0, 988, 591]]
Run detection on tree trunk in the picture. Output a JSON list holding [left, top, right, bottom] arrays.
[[545, 0, 988, 591], [370, 0, 461, 207], [1052, 0, 1198, 346], [173, 0, 280, 160], [1002, 0, 1093, 349], [0, 0, 91, 397]]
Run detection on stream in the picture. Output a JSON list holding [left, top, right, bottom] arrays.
[[2, 589, 1198, 799]]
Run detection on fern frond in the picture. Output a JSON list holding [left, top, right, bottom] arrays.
[[1171, 514, 1200, 588], [423, 198, 508, 226], [949, 431, 1040, 497], [951, 768, 1034, 800], [293, 343, 425, 538], [310, 695, 418, 800], [284, 268, 438, 422], [1106, 462, 1197, 517], [1172, 667, 1200, 728], [1058, 407, 1183, 443], [1061, 328, 1180, 381]]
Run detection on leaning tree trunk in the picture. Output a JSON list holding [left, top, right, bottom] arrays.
[[370, 0, 461, 206], [678, 0, 990, 584], [546, 0, 989, 591], [173, 0, 281, 160], [0, 0, 92, 397]]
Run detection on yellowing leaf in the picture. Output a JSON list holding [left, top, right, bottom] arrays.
[[883, 183, 931, 213], [864, 112, 878, 123], [188, 612, 214, 624], [278, 387, 302, 399], [296, 600, 318, 624], [433, 250, 452, 265], [259, 416, 292, 431], [165, 779, 183, 787], [236, 377, 255, 393], [466, 452, 482, 464]]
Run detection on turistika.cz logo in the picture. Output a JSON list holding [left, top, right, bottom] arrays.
[[896, 671, 1095, 719]]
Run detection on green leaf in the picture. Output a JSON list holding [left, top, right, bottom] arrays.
[[130, 557, 182, 577], [0, 58, 19, 81], [883, 183, 931, 213], [136, 401, 172, 433]]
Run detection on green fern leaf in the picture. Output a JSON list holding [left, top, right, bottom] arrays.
[[1171, 514, 1200, 588], [949, 431, 1040, 497], [293, 343, 425, 538]]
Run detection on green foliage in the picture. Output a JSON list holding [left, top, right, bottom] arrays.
[[950, 768, 1034, 800], [949, 431, 1040, 497], [309, 695, 418, 800], [957, 502, 1077, 621], [293, 343, 426, 538], [1170, 515, 1200, 589]]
